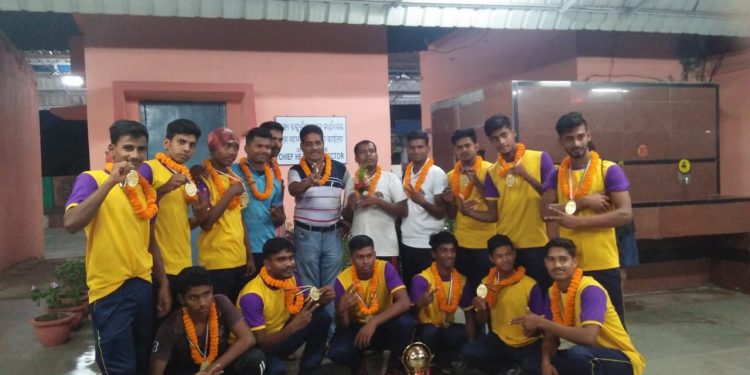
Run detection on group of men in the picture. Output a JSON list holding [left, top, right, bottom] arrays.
[[64, 111, 644, 375]]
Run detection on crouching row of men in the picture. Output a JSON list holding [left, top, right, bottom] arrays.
[[151, 233, 644, 375]]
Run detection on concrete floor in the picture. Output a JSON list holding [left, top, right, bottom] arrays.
[[0, 229, 748, 374]]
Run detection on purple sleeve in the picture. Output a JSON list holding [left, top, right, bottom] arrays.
[[604, 165, 630, 193], [334, 279, 345, 305], [483, 176, 500, 198], [238, 293, 266, 329], [527, 284, 547, 316], [539, 152, 555, 186], [384, 262, 405, 292], [542, 169, 558, 192], [579, 285, 607, 324], [459, 280, 474, 308], [65, 173, 98, 208], [138, 163, 154, 185], [544, 300, 553, 320], [410, 275, 429, 302]]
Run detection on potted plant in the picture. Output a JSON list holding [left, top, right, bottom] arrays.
[[54, 258, 88, 316], [29, 283, 75, 347]]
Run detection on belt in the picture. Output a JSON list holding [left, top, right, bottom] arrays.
[[294, 220, 341, 233]]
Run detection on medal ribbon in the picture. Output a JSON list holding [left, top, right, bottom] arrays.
[[566, 157, 593, 202]]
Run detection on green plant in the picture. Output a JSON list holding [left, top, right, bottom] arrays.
[[54, 258, 86, 299], [30, 282, 64, 310]]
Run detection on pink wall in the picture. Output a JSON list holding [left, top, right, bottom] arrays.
[[0, 33, 44, 271]]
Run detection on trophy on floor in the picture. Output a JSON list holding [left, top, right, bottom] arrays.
[[402, 341, 434, 375]]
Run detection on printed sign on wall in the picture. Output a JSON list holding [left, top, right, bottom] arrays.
[[274, 116, 347, 165]]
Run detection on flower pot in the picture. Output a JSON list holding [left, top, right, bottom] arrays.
[[48, 302, 87, 330], [29, 312, 74, 347]]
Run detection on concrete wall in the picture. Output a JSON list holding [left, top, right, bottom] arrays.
[[0, 32, 44, 270]]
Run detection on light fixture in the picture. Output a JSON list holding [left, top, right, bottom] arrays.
[[590, 88, 628, 94], [537, 81, 571, 87], [61, 75, 84, 87]]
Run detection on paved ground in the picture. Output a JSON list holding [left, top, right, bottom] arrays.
[[1, 228, 748, 374]]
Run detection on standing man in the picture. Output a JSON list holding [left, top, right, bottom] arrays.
[[258, 121, 287, 237], [233, 127, 285, 274], [141, 119, 205, 288], [344, 140, 408, 267], [195, 128, 252, 303], [541, 112, 632, 324], [288, 124, 349, 290], [400, 131, 447, 288], [442, 128, 497, 289], [64, 120, 171, 374]]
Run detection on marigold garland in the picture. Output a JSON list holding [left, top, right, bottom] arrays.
[[430, 262, 462, 327], [259, 267, 304, 314], [354, 166, 382, 197], [550, 268, 584, 326], [558, 151, 600, 201], [351, 261, 380, 316], [450, 157, 483, 198], [483, 266, 526, 307], [497, 143, 526, 177], [299, 153, 333, 185], [239, 157, 274, 201], [403, 159, 433, 195], [105, 162, 158, 220], [203, 160, 241, 210], [155, 152, 198, 202], [270, 157, 283, 183], [182, 302, 219, 366]]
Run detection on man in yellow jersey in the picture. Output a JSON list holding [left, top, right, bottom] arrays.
[[481, 114, 555, 291], [237, 238, 334, 375], [64, 120, 171, 374], [512, 238, 645, 375], [410, 231, 475, 371], [541, 112, 632, 324], [461, 234, 546, 374], [141, 119, 205, 293], [194, 128, 252, 303], [442, 128, 496, 289], [328, 235, 414, 375]]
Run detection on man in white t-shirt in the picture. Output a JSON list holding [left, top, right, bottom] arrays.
[[399, 131, 447, 288], [344, 140, 408, 267]]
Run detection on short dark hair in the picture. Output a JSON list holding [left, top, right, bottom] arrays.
[[176, 266, 212, 296], [451, 128, 477, 145], [555, 112, 588, 136], [299, 124, 324, 143], [110, 119, 148, 144], [429, 231, 458, 251], [483, 114, 512, 137], [262, 237, 295, 260], [545, 238, 577, 257], [406, 131, 429, 146], [348, 235, 374, 254], [354, 140, 376, 155], [487, 234, 514, 256], [245, 127, 273, 144], [165, 119, 201, 140], [259, 121, 284, 133]]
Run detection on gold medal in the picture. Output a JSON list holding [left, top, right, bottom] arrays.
[[564, 200, 577, 215], [185, 182, 198, 197], [505, 174, 515, 187], [309, 287, 321, 302], [239, 192, 249, 207], [125, 170, 139, 187], [200, 361, 210, 371], [476, 284, 488, 299]]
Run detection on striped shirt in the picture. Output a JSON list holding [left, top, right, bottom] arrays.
[[288, 159, 350, 227]]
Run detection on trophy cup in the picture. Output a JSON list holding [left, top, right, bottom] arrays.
[[402, 341, 433, 375]]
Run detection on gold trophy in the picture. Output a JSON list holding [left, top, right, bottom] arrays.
[[402, 342, 433, 375]]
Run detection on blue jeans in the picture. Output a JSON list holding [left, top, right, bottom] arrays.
[[294, 226, 344, 323], [461, 332, 541, 374], [552, 345, 634, 375], [456, 247, 492, 290], [516, 246, 553, 293], [328, 313, 416, 371], [417, 323, 467, 364], [264, 308, 332, 375], [208, 266, 248, 304], [90, 278, 154, 375]]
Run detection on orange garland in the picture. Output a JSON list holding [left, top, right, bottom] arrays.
[[299, 153, 333, 185], [105, 163, 158, 220], [558, 151, 600, 200], [497, 143, 526, 177], [550, 268, 584, 326], [483, 266, 526, 307], [182, 302, 219, 366], [351, 261, 380, 316], [450, 157, 483, 198], [239, 157, 274, 201], [355, 166, 382, 197], [203, 160, 241, 210], [155, 152, 198, 202], [430, 262, 462, 316], [259, 267, 304, 314], [270, 157, 283, 183], [403, 159, 433, 195]]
